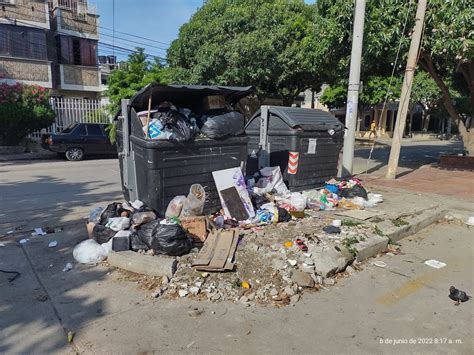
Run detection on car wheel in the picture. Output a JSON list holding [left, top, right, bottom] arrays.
[[65, 147, 84, 161]]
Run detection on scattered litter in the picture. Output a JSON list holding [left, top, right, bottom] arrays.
[[241, 281, 250, 289], [323, 226, 341, 234], [0, 243, 5, 247], [332, 219, 342, 227], [284, 241, 293, 248], [466, 216, 474, 226], [130, 200, 144, 210], [186, 341, 195, 349], [62, 263, 73, 272], [424, 259, 446, 269], [48, 241, 58, 248], [372, 261, 387, 268], [73, 239, 107, 264], [33, 228, 46, 236], [19, 239, 28, 244], [67, 331, 75, 343]]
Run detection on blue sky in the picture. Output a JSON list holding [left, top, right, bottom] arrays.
[[94, 0, 316, 61]]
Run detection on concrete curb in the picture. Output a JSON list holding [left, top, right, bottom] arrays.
[[383, 208, 446, 242], [108, 251, 177, 278], [353, 207, 446, 262]]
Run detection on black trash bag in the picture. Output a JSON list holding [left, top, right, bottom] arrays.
[[152, 109, 194, 141], [137, 220, 192, 256], [251, 194, 269, 210], [340, 184, 368, 200], [277, 207, 292, 223], [130, 232, 149, 251], [200, 110, 244, 139], [99, 202, 121, 225], [92, 224, 116, 244]]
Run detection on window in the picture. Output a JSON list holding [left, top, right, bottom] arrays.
[[0, 25, 47, 60], [58, 35, 97, 66], [76, 125, 86, 136], [87, 124, 102, 136]]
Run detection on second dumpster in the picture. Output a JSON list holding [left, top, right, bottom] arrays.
[[245, 106, 344, 191]]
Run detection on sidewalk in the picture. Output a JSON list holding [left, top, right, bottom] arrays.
[[358, 164, 474, 201], [0, 150, 57, 162]]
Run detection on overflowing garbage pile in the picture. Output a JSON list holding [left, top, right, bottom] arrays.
[[74, 166, 385, 306], [136, 95, 244, 141]]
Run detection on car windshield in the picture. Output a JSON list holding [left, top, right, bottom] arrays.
[[61, 123, 78, 134]]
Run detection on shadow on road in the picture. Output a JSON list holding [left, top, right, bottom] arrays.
[[354, 141, 463, 176]]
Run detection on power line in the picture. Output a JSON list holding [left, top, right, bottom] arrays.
[[5, 2, 171, 47], [1, 17, 167, 61]]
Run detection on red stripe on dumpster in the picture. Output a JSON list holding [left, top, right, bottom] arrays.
[[288, 152, 299, 175]]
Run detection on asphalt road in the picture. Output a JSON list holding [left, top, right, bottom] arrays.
[[0, 157, 123, 231], [352, 140, 464, 176]]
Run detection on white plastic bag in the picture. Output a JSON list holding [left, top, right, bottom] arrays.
[[106, 217, 130, 231], [101, 238, 114, 255], [165, 195, 186, 218], [253, 166, 289, 196], [73, 239, 107, 264], [290, 192, 307, 211], [180, 184, 206, 217]]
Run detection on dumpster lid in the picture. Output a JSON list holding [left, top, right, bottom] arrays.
[[247, 106, 343, 131], [129, 83, 254, 111]]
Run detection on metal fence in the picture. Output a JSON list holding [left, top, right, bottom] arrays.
[[28, 97, 111, 141]]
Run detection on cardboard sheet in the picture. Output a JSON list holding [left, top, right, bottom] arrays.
[[335, 209, 380, 220]]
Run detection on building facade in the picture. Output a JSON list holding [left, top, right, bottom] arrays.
[[0, 0, 100, 98]]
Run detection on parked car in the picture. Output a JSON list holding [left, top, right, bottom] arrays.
[[42, 123, 116, 161]]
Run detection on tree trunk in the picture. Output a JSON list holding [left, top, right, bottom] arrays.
[[420, 51, 473, 155]]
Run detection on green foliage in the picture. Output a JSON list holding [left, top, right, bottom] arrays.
[[106, 48, 170, 115], [105, 123, 117, 145], [319, 85, 347, 109], [167, 0, 319, 104], [84, 107, 109, 123], [341, 219, 363, 227], [390, 218, 409, 227], [411, 71, 442, 110], [342, 237, 359, 257], [106, 48, 170, 143], [0, 83, 55, 146]]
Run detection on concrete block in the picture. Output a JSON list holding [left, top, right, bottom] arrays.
[[108, 251, 177, 278], [385, 208, 445, 242], [312, 247, 354, 277], [355, 235, 389, 261]]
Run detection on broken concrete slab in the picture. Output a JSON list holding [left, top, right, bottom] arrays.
[[355, 235, 389, 261], [311, 247, 354, 277], [108, 251, 176, 278], [291, 271, 315, 288]]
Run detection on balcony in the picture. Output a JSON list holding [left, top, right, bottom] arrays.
[[0, 0, 50, 29], [58, 63, 100, 91], [49, 0, 98, 39], [0, 56, 52, 88]]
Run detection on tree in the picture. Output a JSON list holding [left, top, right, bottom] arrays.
[[167, 0, 318, 105], [105, 48, 169, 143], [0, 83, 55, 145], [411, 71, 441, 131], [106, 48, 169, 115], [314, 0, 473, 154]]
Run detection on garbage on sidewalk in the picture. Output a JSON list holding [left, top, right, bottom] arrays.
[[73, 160, 387, 306]]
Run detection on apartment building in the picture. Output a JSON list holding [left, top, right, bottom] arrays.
[[0, 0, 100, 98]]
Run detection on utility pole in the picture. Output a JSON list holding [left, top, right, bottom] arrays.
[[341, 0, 366, 177], [386, 0, 427, 179]]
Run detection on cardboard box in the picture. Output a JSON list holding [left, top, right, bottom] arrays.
[[202, 95, 226, 111], [180, 216, 208, 242]]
